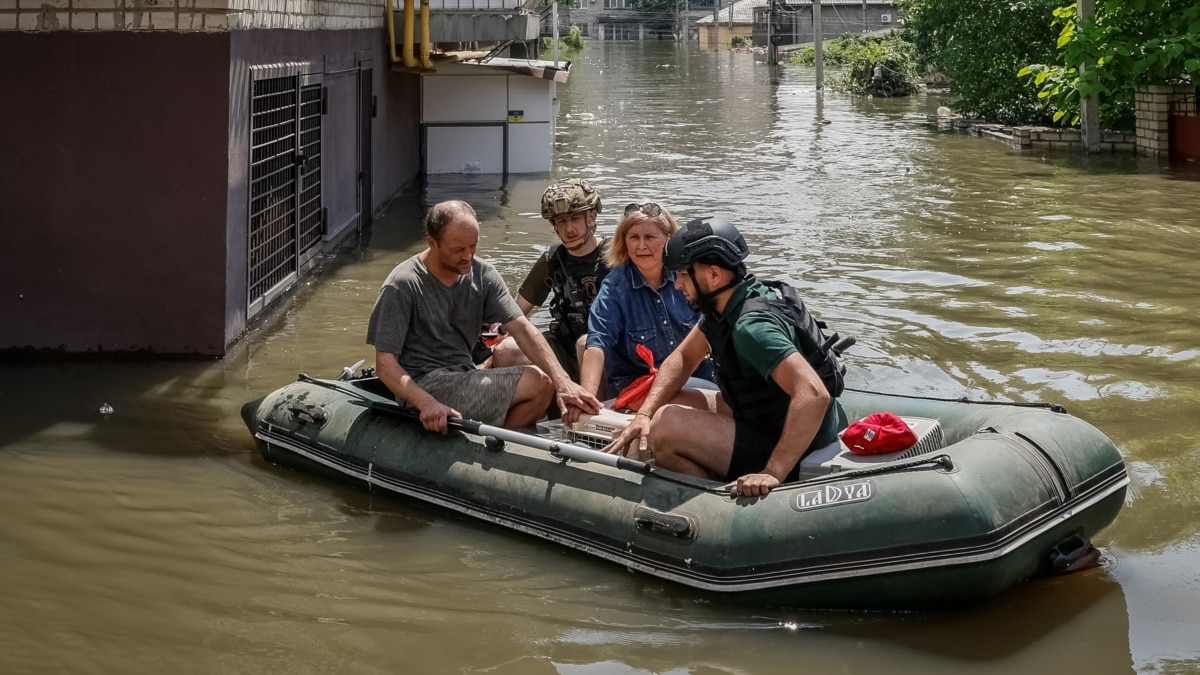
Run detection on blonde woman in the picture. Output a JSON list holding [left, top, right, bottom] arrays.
[[578, 202, 717, 414]]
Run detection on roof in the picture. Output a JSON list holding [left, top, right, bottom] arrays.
[[696, 0, 765, 25], [696, 0, 895, 24]]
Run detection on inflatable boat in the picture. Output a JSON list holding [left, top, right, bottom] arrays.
[[241, 372, 1128, 610]]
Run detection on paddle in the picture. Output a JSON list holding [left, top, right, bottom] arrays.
[[349, 398, 653, 475]]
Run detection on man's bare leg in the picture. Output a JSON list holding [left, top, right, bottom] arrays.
[[648, 405, 735, 479], [490, 336, 532, 369], [503, 366, 554, 428]]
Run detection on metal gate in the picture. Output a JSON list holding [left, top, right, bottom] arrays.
[[1170, 93, 1200, 163], [247, 66, 323, 318]]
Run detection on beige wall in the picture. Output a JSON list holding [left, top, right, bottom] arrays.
[[699, 23, 751, 50]]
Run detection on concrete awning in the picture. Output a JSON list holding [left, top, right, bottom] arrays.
[[460, 57, 571, 83]]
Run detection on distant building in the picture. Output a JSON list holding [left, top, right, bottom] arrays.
[[755, 0, 898, 47], [696, 0, 760, 49], [559, 0, 719, 41]]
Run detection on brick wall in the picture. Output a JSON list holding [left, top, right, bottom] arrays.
[[1008, 127, 1136, 153], [1135, 84, 1195, 157], [0, 0, 385, 32]]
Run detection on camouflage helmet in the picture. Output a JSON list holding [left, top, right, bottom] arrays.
[[540, 178, 602, 220]]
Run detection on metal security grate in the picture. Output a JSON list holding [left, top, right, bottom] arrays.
[[247, 67, 324, 317], [249, 74, 300, 304], [297, 83, 324, 257]]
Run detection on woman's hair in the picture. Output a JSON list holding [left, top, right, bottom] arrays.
[[606, 202, 680, 267], [425, 200, 477, 241]]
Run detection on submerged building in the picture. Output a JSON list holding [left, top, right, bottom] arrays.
[[0, 0, 565, 357]]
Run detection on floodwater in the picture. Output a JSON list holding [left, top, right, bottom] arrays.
[[3, 41, 1199, 673]]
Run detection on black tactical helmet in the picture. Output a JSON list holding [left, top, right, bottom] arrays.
[[664, 216, 749, 272], [541, 178, 602, 220]]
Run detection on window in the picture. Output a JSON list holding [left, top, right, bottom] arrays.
[[605, 22, 640, 39]]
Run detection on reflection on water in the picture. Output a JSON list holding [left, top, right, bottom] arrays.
[[2, 41, 1199, 674]]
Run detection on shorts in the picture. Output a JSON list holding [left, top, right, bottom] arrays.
[[415, 365, 524, 427], [725, 422, 836, 484]]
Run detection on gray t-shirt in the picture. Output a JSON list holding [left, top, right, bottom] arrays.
[[366, 253, 522, 379]]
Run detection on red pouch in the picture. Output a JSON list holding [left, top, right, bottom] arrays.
[[842, 412, 917, 455], [613, 344, 657, 412]]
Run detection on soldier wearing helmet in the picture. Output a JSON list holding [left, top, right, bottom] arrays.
[[491, 178, 611, 383], [603, 216, 849, 498]]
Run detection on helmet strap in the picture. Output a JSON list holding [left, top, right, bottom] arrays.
[[687, 264, 740, 314]]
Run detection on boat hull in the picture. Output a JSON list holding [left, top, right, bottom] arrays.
[[242, 376, 1128, 610]]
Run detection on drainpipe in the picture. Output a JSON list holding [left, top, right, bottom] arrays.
[[420, 0, 433, 69], [385, 0, 425, 69], [386, 0, 400, 63], [403, 0, 419, 68]]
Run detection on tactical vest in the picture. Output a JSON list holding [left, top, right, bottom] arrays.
[[702, 279, 846, 431], [547, 240, 609, 343]]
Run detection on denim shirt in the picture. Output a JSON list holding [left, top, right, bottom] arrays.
[[586, 263, 717, 394]]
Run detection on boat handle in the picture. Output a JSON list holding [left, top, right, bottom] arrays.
[[634, 506, 695, 540], [288, 403, 328, 426], [1047, 533, 1096, 573]]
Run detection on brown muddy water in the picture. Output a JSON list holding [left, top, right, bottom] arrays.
[[3, 42, 1199, 674]]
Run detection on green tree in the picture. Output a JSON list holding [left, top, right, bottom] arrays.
[[899, 0, 1061, 124], [541, 25, 586, 54], [1020, 0, 1200, 131]]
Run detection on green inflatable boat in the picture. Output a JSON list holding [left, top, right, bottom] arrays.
[[241, 372, 1128, 610]]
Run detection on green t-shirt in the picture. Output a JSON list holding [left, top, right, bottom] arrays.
[[721, 280, 846, 450]]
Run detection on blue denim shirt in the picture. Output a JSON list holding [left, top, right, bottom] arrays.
[[586, 263, 717, 394]]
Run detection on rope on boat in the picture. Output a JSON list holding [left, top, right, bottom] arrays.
[[844, 387, 1068, 414]]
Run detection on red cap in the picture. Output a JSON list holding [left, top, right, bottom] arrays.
[[841, 412, 918, 456]]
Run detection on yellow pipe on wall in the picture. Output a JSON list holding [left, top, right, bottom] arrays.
[[386, 0, 398, 63], [419, 0, 432, 69], [402, 0, 418, 68]]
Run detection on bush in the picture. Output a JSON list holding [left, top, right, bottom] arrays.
[[731, 36, 752, 48], [790, 32, 919, 97], [540, 25, 585, 54]]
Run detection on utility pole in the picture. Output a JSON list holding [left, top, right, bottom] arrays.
[[1078, 0, 1101, 152], [552, 1, 559, 67], [767, 0, 775, 64], [813, 0, 823, 88]]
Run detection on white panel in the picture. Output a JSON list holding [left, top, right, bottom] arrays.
[[507, 123, 552, 173], [427, 126, 505, 174], [506, 76, 552, 123], [423, 75, 508, 122]]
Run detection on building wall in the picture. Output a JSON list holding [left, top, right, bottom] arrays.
[[756, 4, 896, 46], [0, 31, 233, 354], [224, 30, 421, 347], [1, 5, 422, 356], [0, 0, 384, 33], [560, 1, 717, 40], [698, 22, 751, 49]]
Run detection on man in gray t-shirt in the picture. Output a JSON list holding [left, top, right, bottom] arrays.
[[367, 200, 600, 432]]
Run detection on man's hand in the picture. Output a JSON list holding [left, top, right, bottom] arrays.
[[557, 380, 600, 425], [418, 399, 461, 434], [602, 413, 651, 459], [726, 472, 781, 498]]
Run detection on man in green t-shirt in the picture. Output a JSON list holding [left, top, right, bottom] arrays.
[[490, 178, 610, 381], [603, 216, 847, 498]]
